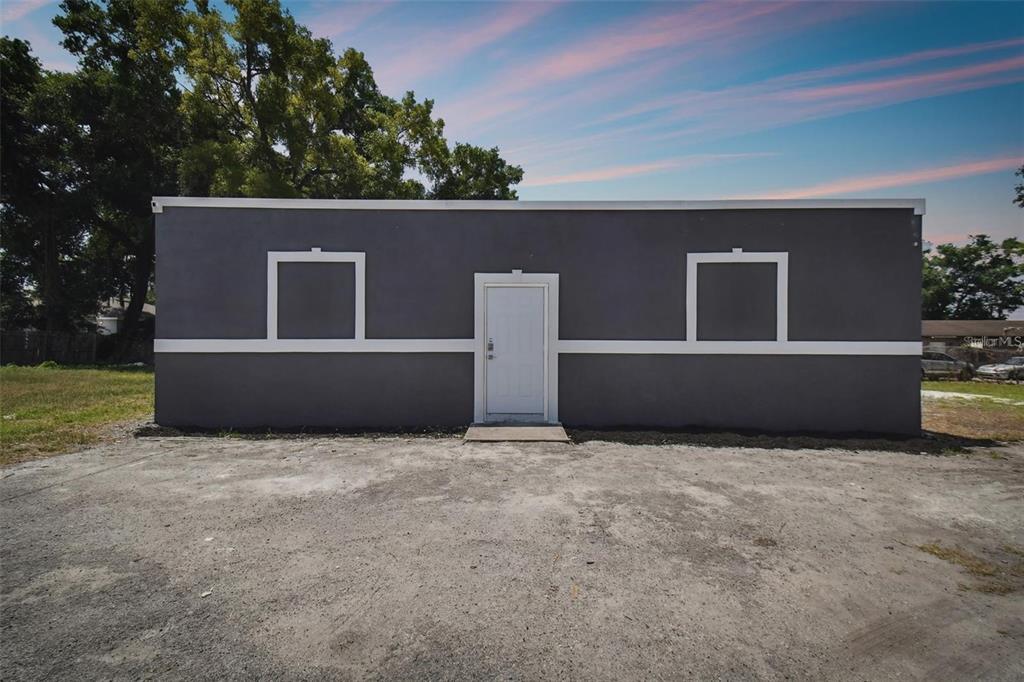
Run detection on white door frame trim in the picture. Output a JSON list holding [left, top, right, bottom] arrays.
[[686, 249, 788, 342], [267, 248, 365, 340], [474, 271, 560, 424]]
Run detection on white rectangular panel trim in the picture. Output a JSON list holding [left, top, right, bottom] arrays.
[[686, 250, 789, 342], [267, 250, 365, 341]]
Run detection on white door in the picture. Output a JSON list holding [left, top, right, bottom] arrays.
[[485, 286, 545, 419]]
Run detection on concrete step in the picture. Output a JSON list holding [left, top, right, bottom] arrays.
[[463, 425, 570, 442]]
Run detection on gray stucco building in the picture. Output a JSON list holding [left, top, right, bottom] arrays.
[[152, 198, 924, 435]]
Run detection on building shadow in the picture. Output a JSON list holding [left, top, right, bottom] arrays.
[[565, 427, 1001, 454]]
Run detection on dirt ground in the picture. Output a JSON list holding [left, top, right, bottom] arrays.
[[2, 434, 1023, 680]]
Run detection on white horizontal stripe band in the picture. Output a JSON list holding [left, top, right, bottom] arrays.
[[152, 197, 925, 215], [154, 339, 476, 353], [155, 339, 921, 356], [556, 340, 922, 355]]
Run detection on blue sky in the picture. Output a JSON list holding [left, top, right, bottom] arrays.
[[3, 0, 1022, 245]]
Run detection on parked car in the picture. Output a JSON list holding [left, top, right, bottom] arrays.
[[921, 351, 973, 379], [976, 356, 1024, 380]]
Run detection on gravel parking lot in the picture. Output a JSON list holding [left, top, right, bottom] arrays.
[[2, 434, 1023, 680]]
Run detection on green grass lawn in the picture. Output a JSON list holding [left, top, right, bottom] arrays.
[[1, 368, 1019, 466], [921, 381, 1024, 441], [922, 381, 1024, 401], [0, 365, 154, 466]]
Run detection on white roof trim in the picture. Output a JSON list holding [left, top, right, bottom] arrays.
[[152, 197, 925, 215]]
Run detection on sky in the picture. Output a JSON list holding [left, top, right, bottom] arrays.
[[2, 0, 1023, 246]]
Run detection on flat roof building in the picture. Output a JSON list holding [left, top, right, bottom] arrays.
[[153, 198, 924, 435]]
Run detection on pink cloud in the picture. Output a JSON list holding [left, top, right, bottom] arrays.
[[433, 11, 1021, 189], [520, 159, 683, 187], [927, 232, 974, 245], [0, 0, 53, 23], [521, 153, 773, 187], [303, 1, 393, 41], [534, 1, 786, 83], [451, 52, 679, 134], [744, 156, 1022, 199], [442, 1, 843, 131], [770, 36, 1024, 88], [469, 36, 1024, 180], [501, 118, 665, 170], [374, 2, 557, 86], [597, 37, 1024, 132], [596, 49, 1024, 153], [782, 54, 1024, 102]]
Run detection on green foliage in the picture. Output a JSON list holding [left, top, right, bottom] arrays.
[[0, 38, 99, 332], [923, 235, 1024, 320], [0, 38, 41, 329], [178, 0, 521, 200], [52, 0, 185, 354], [0, 38, 41, 207], [431, 143, 523, 200], [1, 0, 522, 348]]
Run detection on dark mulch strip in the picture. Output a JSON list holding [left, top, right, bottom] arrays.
[[565, 427, 998, 454], [135, 422, 999, 454], [134, 423, 463, 441]]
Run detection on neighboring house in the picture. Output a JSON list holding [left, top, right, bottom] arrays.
[[0, 299, 157, 365], [152, 197, 924, 435], [95, 298, 156, 335], [922, 320, 1024, 355]]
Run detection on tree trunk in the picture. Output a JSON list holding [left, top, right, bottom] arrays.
[[114, 218, 155, 362], [42, 208, 59, 361]]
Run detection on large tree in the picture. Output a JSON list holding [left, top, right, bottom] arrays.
[[180, 0, 521, 200], [922, 235, 1024, 320], [53, 0, 186, 355], [0, 38, 97, 340], [2, 0, 523, 355], [0, 38, 44, 330]]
